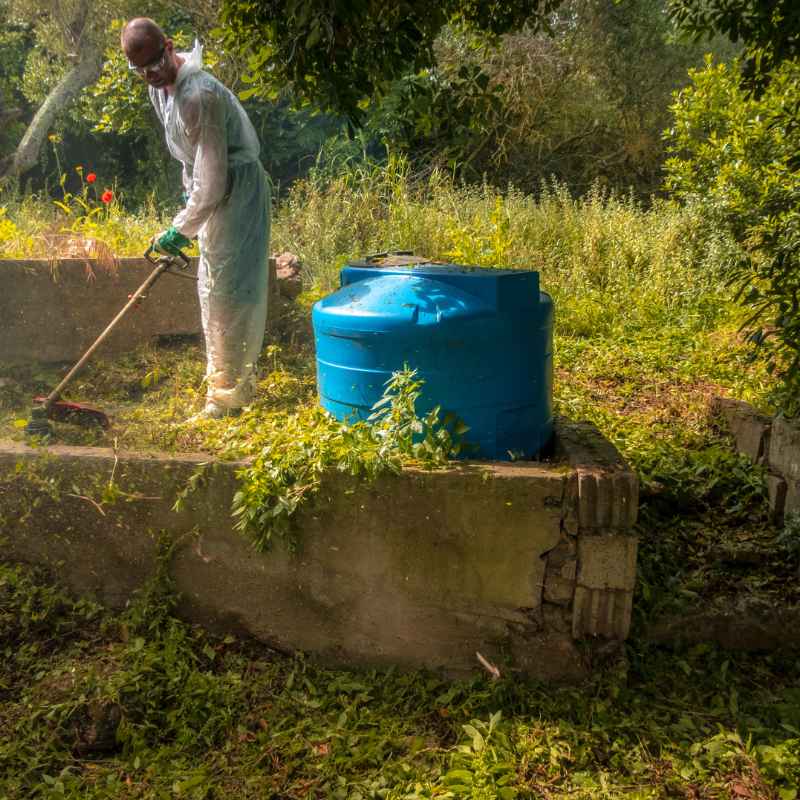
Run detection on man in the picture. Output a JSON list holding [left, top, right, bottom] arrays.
[[121, 18, 271, 419]]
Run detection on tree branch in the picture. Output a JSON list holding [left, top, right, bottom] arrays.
[[1, 43, 103, 180]]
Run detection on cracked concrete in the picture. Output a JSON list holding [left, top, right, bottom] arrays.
[[0, 418, 638, 679]]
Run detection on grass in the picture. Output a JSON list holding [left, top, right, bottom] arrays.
[[1, 560, 799, 799], [1, 166, 799, 796]]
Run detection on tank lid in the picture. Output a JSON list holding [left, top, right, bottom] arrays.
[[348, 251, 521, 276], [341, 253, 540, 311]]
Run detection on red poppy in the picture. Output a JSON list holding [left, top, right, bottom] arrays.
[[101, 190, 113, 204], [86, 172, 97, 184]]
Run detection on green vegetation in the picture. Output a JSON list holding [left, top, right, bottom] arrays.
[[2, 0, 799, 787], [1, 1, 737, 204], [667, 0, 799, 88], [3, 165, 795, 627], [1, 557, 799, 799], [218, 0, 561, 121], [228, 367, 464, 552], [0, 165, 779, 562], [665, 56, 800, 415]]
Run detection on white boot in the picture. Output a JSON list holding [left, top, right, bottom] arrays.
[[183, 401, 241, 424]]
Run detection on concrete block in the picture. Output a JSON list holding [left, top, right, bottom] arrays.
[[274, 252, 303, 299], [572, 586, 633, 639], [556, 420, 639, 535], [769, 415, 800, 482], [542, 603, 573, 633], [575, 469, 639, 532], [767, 474, 787, 523], [543, 571, 575, 605], [543, 536, 577, 605], [576, 535, 638, 591], [572, 533, 637, 636], [710, 397, 772, 464], [785, 478, 800, 517]]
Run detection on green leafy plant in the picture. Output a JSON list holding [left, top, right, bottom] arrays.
[[232, 366, 465, 551], [665, 57, 800, 415], [666, 0, 799, 90], [440, 712, 518, 799], [3, 560, 800, 798], [444, 196, 514, 266]]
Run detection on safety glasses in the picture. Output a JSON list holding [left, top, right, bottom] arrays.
[[127, 44, 168, 74]]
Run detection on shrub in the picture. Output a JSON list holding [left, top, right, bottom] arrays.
[[665, 57, 800, 416]]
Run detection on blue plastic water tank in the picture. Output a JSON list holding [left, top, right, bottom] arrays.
[[312, 255, 553, 460]]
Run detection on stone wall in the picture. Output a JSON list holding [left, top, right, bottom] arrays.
[[0, 419, 638, 680], [711, 397, 800, 521], [0, 257, 281, 364]]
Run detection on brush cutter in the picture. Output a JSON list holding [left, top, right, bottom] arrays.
[[24, 245, 195, 438]]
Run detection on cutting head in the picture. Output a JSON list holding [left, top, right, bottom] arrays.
[[31, 397, 110, 429]]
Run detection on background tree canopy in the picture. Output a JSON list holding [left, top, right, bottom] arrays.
[[0, 0, 740, 201], [667, 0, 800, 88], [664, 2, 800, 414], [217, 0, 564, 121]]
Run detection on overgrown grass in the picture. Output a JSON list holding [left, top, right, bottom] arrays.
[[1, 560, 799, 799], [1, 166, 789, 582], [2, 164, 799, 796], [0, 188, 175, 260]]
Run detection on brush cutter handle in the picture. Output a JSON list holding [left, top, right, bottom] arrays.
[[39, 254, 176, 412], [145, 244, 190, 269]]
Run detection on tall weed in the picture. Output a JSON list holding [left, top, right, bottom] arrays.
[[272, 162, 739, 339]]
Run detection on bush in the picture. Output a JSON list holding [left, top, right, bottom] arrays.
[[665, 57, 800, 416]]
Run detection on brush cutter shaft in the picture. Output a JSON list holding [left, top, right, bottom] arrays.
[[42, 250, 184, 411]]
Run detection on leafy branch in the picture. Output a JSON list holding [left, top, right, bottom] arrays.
[[231, 366, 467, 551]]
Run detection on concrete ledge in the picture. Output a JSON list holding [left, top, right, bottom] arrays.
[[711, 397, 772, 464], [0, 419, 639, 679], [770, 415, 800, 483], [0, 257, 282, 364], [646, 598, 800, 651]]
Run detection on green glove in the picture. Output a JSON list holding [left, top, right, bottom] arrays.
[[154, 226, 191, 256]]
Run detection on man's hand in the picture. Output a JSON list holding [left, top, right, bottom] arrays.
[[153, 226, 192, 256]]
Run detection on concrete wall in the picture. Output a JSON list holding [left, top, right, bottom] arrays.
[[0, 257, 280, 364], [712, 398, 800, 521], [0, 419, 638, 680]]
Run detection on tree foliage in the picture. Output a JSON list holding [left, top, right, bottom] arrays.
[[218, 0, 564, 120], [666, 0, 800, 89], [335, 0, 734, 195], [0, 0, 137, 180], [0, 1, 32, 156], [83, 26, 343, 196]]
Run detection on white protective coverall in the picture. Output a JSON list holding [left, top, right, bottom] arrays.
[[149, 42, 271, 411]]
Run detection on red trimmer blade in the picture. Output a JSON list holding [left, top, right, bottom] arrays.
[[33, 397, 110, 429]]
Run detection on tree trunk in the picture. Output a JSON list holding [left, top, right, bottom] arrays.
[[0, 45, 104, 180]]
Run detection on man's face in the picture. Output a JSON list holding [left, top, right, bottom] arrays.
[[125, 37, 178, 89]]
